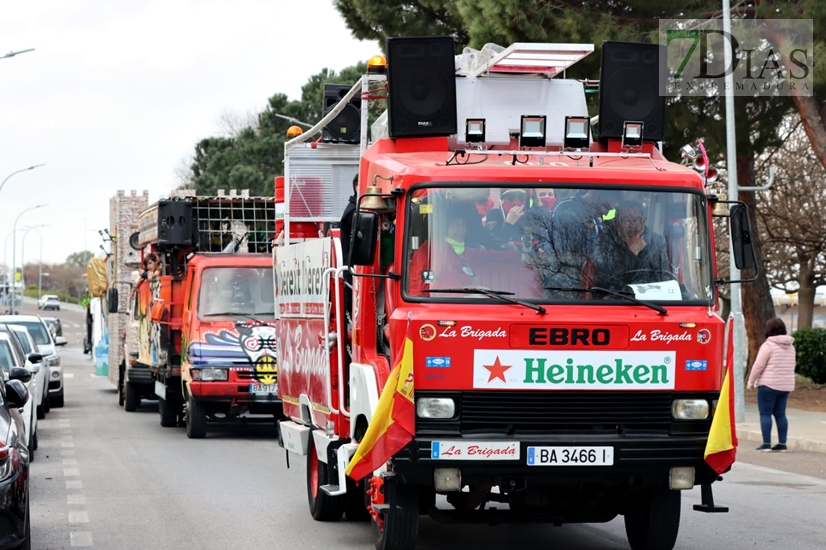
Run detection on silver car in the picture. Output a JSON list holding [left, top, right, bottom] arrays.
[[0, 315, 66, 408]]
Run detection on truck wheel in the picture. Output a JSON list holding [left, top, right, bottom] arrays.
[[117, 363, 125, 407], [371, 478, 419, 550], [306, 438, 345, 521], [124, 382, 140, 412], [186, 394, 207, 439], [158, 397, 177, 427], [344, 476, 370, 521], [624, 488, 681, 550]]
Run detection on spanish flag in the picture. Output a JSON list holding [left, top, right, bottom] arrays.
[[704, 315, 738, 474], [346, 318, 415, 481]]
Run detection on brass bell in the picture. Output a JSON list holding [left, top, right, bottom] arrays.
[[361, 185, 390, 211], [712, 193, 729, 217]]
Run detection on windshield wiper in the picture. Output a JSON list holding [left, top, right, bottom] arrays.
[[427, 288, 546, 315], [544, 286, 667, 315]]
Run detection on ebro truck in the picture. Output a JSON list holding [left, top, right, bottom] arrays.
[[275, 38, 754, 550], [135, 192, 281, 438]]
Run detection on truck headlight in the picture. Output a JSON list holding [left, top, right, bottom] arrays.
[[416, 397, 455, 419], [192, 367, 228, 381], [672, 399, 709, 420]]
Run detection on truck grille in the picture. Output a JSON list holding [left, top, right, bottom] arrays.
[[418, 391, 676, 436]]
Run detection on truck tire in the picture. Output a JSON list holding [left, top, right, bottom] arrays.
[[186, 394, 207, 439], [117, 363, 125, 407], [372, 480, 419, 550], [624, 488, 681, 550], [306, 438, 345, 521], [124, 382, 140, 412], [344, 475, 370, 521], [158, 397, 177, 427]]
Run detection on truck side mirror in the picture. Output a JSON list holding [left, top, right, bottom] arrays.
[[350, 211, 379, 266], [729, 204, 756, 270], [108, 287, 119, 314]]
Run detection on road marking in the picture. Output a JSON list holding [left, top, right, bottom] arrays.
[[67, 494, 86, 505], [64, 468, 80, 477], [63, 458, 78, 465], [61, 441, 75, 448], [65, 373, 75, 379], [66, 480, 83, 490], [70, 531, 93, 546], [69, 511, 89, 523]]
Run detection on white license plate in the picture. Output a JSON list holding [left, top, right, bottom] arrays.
[[527, 446, 614, 466], [250, 383, 278, 395]]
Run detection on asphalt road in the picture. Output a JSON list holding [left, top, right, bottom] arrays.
[[20, 299, 826, 550]]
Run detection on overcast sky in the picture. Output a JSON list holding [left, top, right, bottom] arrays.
[[0, 1, 379, 268]]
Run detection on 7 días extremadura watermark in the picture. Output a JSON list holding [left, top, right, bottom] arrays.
[[659, 19, 813, 96]]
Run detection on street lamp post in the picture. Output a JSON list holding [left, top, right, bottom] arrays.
[[11, 204, 47, 314], [1, 49, 35, 61], [0, 164, 46, 196], [22, 226, 47, 301]]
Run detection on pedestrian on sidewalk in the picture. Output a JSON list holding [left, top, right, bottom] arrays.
[[747, 318, 796, 452]]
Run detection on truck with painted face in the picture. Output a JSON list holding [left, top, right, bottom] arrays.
[[275, 39, 756, 550], [135, 193, 281, 438]]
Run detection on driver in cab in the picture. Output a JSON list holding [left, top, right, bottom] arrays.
[[593, 200, 670, 293]]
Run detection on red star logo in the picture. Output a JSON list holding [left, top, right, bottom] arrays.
[[483, 356, 511, 383]]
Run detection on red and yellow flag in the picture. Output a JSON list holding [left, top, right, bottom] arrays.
[[346, 320, 415, 481], [704, 315, 738, 474]]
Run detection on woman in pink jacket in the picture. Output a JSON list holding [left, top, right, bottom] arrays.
[[747, 318, 796, 452]]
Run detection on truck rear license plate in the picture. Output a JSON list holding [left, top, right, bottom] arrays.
[[249, 383, 277, 395], [527, 446, 614, 466]]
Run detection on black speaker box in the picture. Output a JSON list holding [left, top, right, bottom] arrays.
[[598, 41, 666, 142], [322, 83, 361, 143], [157, 200, 194, 247], [386, 36, 457, 138]]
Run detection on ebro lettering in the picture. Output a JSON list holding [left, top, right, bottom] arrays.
[[528, 328, 610, 346], [523, 357, 669, 385]]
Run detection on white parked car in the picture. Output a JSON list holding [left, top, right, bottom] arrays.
[[0, 315, 66, 408], [37, 294, 61, 310], [0, 331, 38, 460], [8, 324, 50, 419]]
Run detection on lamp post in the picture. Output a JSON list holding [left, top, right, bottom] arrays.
[[0, 164, 46, 196], [21, 226, 47, 301], [1, 49, 35, 61], [11, 204, 47, 314]]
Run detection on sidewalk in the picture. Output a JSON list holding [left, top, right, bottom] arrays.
[[738, 401, 826, 454]]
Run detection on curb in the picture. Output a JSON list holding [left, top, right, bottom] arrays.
[[738, 427, 826, 455]]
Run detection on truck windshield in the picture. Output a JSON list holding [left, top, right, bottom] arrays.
[[403, 185, 713, 304], [198, 267, 275, 319]]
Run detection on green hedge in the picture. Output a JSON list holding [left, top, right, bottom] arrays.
[[792, 328, 826, 384], [22, 285, 82, 305]]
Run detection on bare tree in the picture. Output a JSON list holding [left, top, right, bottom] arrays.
[[756, 121, 826, 328]]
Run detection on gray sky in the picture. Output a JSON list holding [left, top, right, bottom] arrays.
[[1, 1, 379, 268]]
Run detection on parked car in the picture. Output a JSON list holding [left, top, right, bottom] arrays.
[[0, 315, 66, 408], [7, 324, 50, 419], [37, 294, 60, 311], [43, 316, 63, 338], [0, 331, 39, 462], [0, 351, 32, 550]]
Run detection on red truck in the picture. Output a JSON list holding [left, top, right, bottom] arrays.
[[135, 193, 281, 438], [276, 39, 754, 550]]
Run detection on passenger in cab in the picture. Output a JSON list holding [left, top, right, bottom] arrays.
[[485, 188, 555, 246], [593, 200, 671, 292]]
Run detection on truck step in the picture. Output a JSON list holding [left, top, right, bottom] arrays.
[[320, 484, 345, 496]]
